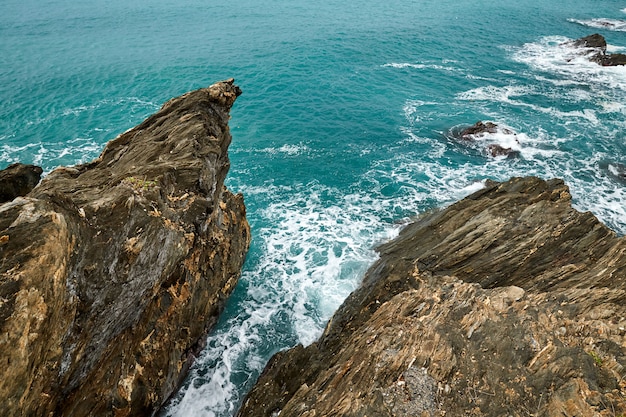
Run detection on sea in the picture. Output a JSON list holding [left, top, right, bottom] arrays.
[[2, 1, 625, 415]]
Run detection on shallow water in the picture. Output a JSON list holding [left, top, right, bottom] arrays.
[[2, 1, 625, 415]]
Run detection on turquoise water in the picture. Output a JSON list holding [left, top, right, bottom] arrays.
[[2, 1, 626, 415]]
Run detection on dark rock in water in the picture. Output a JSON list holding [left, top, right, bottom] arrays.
[[0, 163, 43, 203], [570, 33, 626, 66], [572, 33, 607, 51], [459, 121, 498, 139], [237, 176, 626, 417], [602, 161, 626, 184], [453, 121, 519, 158], [0, 79, 251, 417], [487, 143, 519, 158], [596, 52, 626, 67]]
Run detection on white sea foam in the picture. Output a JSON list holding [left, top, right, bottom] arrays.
[[510, 35, 626, 91], [456, 85, 534, 102], [259, 143, 309, 156], [392, 130, 626, 235], [599, 100, 626, 113], [568, 18, 626, 31], [465, 74, 499, 82], [382, 62, 460, 72], [402, 99, 440, 125], [164, 182, 398, 417], [458, 84, 602, 125]]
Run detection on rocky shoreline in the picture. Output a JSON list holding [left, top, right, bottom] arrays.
[[2, 78, 625, 417], [0, 79, 250, 416], [237, 176, 626, 417]]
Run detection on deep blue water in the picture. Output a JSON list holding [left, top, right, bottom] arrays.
[[2, 1, 626, 415]]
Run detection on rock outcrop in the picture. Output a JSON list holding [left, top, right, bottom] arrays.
[[0, 79, 250, 416], [451, 121, 520, 158], [570, 33, 626, 66], [238, 177, 625, 417], [0, 163, 43, 203]]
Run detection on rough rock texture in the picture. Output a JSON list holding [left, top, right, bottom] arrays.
[[238, 176, 626, 417], [0, 163, 43, 203], [0, 79, 250, 416], [571, 33, 626, 66]]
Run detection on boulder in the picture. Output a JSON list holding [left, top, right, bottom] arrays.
[[237, 177, 626, 417], [569, 33, 626, 66], [596, 53, 626, 67], [459, 121, 500, 139], [0, 79, 251, 416], [453, 121, 519, 158], [0, 163, 43, 203], [572, 33, 607, 51]]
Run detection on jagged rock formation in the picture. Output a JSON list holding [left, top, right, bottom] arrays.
[[0, 79, 250, 416], [570, 33, 626, 66], [238, 177, 625, 417], [0, 163, 43, 203]]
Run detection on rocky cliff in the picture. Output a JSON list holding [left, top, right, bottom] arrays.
[[238, 177, 625, 417], [0, 79, 250, 416]]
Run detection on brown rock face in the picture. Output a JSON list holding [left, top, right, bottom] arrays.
[[0, 163, 43, 203], [237, 177, 626, 417], [0, 79, 251, 416]]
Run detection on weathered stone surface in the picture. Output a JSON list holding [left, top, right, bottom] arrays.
[[238, 176, 625, 417], [0, 79, 250, 416], [0, 163, 43, 203]]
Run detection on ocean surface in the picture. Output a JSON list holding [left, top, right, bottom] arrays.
[[2, 1, 626, 415]]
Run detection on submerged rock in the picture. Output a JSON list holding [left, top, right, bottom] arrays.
[[0, 162, 43, 203], [0, 79, 250, 416], [238, 176, 626, 417]]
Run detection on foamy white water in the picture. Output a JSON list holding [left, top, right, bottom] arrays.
[[569, 17, 626, 31], [164, 182, 401, 416]]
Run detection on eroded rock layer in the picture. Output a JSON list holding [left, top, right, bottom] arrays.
[[0, 79, 250, 416], [238, 177, 625, 417]]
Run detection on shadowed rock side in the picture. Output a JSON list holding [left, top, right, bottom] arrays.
[[237, 177, 626, 417], [0, 163, 43, 203], [0, 79, 251, 416]]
